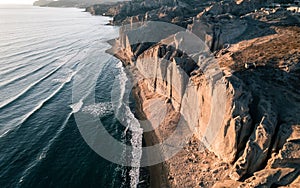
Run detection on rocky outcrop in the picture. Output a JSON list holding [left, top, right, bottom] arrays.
[[92, 0, 299, 52], [86, 3, 120, 16], [87, 0, 212, 26], [188, 0, 300, 51], [88, 0, 299, 51], [188, 14, 249, 51], [107, 24, 299, 188], [104, 0, 300, 187]]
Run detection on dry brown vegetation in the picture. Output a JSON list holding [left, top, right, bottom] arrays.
[[219, 26, 300, 71]]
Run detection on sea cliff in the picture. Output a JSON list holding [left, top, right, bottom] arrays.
[[93, 0, 300, 187]]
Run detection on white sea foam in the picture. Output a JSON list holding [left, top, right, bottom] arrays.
[[70, 100, 83, 113], [53, 69, 77, 83], [0, 60, 67, 109], [115, 62, 143, 188], [0, 129, 11, 138], [82, 102, 113, 117]]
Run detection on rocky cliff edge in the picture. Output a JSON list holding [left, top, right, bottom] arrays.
[[104, 0, 300, 187]]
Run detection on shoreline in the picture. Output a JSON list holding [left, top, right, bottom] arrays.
[[132, 84, 170, 188], [101, 10, 230, 187], [106, 45, 229, 188], [109, 45, 170, 188]]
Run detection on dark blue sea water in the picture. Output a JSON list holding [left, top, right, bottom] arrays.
[[0, 5, 146, 188]]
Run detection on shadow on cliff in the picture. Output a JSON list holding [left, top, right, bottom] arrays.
[[230, 13, 300, 45], [230, 64, 300, 182]]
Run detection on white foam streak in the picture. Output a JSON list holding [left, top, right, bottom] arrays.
[[18, 112, 73, 185], [116, 62, 143, 188], [70, 100, 83, 114], [0, 69, 77, 138], [0, 56, 75, 109]]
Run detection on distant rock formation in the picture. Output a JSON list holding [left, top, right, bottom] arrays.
[[87, 0, 211, 26], [33, 0, 119, 8], [33, 0, 53, 6]]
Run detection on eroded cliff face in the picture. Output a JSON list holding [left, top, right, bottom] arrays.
[[107, 21, 300, 186], [104, 0, 300, 187]]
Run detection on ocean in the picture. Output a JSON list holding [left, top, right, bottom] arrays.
[[0, 5, 146, 188]]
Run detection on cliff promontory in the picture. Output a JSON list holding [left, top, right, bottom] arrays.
[[96, 0, 300, 187]]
